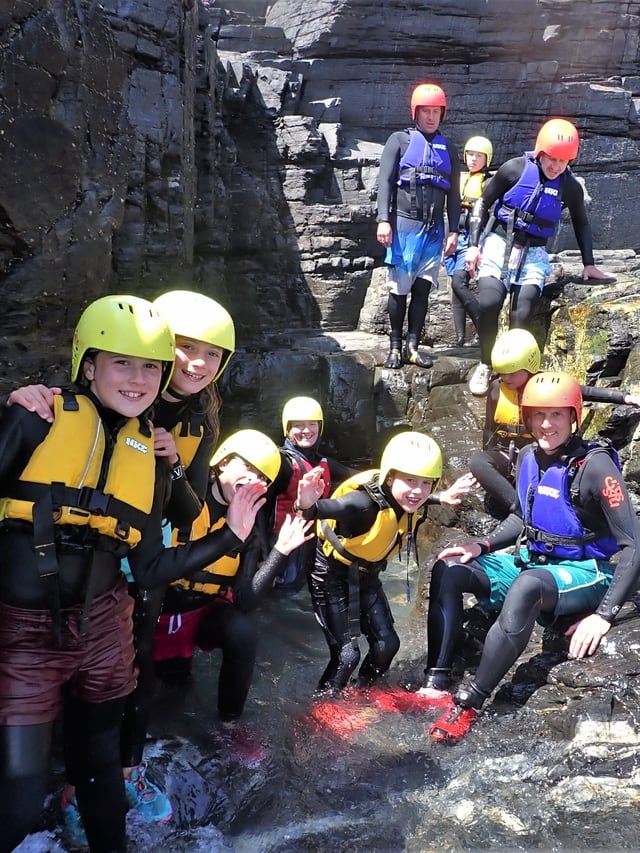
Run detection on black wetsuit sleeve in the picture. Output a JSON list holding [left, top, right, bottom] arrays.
[[574, 453, 640, 622], [446, 137, 462, 232], [563, 174, 595, 266], [376, 131, 404, 223], [0, 405, 51, 486], [231, 535, 292, 612], [163, 429, 215, 528], [307, 489, 381, 536], [482, 380, 502, 449], [580, 385, 628, 405], [128, 466, 246, 589]]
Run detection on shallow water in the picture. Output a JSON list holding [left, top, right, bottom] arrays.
[[16, 546, 640, 852]]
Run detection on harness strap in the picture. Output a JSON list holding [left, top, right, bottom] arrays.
[[11, 481, 147, 538], [347, 562, 362, 646], [320, 520, 365, 645], [523, 524, 608, 548]]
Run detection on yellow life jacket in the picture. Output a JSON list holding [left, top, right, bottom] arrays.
[[459, 170, 486, 210], [170, 504, 240, 595], [170, 408, 206, 469], [0, 391, 154, 547], [318, 470, 417, 567], [494, 384, 533, 442]]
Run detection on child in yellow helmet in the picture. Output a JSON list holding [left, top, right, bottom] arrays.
[[444, 136, 493, 347], [293, 431, 474, 696], [0, 296, 274, 852]]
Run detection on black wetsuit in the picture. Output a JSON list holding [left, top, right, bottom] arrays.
[[158, 489, 292, 720], [0, 396, 238, 853], [427, 436, 640, 704], [469, 156, 595, 366], [119, 393, 215, 770], [377, 128, 461, 349], [304, 485, 439, 694]]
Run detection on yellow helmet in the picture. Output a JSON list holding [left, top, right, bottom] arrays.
[[281, 396, 324, 436], [464, 136, 493, 168], [379, 431, 443, 488], [153, 290, 235, 381], [210, 429, 281, 483], [71, 295, 175, 392], [491, 329, 541, 375]]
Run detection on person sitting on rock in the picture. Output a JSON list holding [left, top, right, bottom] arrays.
[[445, 136, 493, 348], [293, 431, 475, 695], [466, 118, 614, 397], [376, 82, 461, 370], [470, 329, 640, 520], [423, 372, 640, 744]]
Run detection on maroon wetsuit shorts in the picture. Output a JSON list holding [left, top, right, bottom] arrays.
[[0, 576, 137, 725]]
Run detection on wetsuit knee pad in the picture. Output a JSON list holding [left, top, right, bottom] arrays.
[[338, 641, 360, 671], [499, 569, 557, 634]]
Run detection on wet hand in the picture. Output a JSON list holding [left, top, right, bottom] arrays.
[[443, 232, 458, 257], [226, 481, 267, 540], [436, 542, 482, 563], [582, 264, 616, 282], [465, 246, 480, 276], [439, 472, 478, 505], [297, 467, 326, 509], [565, 612, 611, 658], [7, 384, 60, 423], [376, 222, 392, 249], [153, 427, 179, 464], [275, 515, 315, 555]]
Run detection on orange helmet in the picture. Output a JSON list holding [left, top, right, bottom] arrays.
[[411, 83, 447, 120], [521, 371, 583, 429], [533, 118, 580, 161]]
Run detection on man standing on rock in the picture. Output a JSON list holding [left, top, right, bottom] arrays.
[[376, 82, 461, 370], [466, 117, 614, 397]]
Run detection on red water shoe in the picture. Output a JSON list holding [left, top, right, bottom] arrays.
[[429, 704, 478, 743]]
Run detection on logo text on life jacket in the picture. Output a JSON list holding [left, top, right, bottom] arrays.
[[125, 437, 149, 454], [544, 187, 559, 196], [538, 485, 560, 498]]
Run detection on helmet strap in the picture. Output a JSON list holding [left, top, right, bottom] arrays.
[[162, 385, 194, 402]]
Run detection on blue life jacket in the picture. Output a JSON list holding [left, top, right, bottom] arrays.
[[494, 154, 565, 241], [517, 443, 621, 562], [397, 131, 452, 192]]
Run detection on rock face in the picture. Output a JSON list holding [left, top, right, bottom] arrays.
[[1, 0, 640, 398], [4, 5, 640, 850]]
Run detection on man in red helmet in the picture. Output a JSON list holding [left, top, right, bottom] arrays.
[[420, 371, 640, 744], [466, 118, 614, 397], [376, 82, 461, 370]]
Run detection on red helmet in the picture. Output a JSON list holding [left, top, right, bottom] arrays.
[[411, 83, 447, 120], [521, 371, 583, 429], [533, 118, 580, 161]]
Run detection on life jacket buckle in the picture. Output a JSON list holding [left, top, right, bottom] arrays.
[[114, 521, 130, 540]]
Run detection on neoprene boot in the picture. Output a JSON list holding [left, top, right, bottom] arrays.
[[384, 338, 402, 369], [403, 334, 433, 369]]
